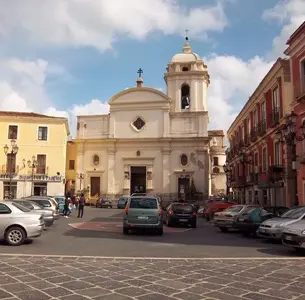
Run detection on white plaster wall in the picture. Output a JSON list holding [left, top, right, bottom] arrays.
[[0, 181, 3, 200], [77, 115, 109, 139], [212, 174, 226, 194], [48, 182, 65, 196], [111, 110, 164, 139], [16, 181, 31, 198]]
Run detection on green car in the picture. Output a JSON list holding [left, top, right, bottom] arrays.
[[123, 196, 163, 235]]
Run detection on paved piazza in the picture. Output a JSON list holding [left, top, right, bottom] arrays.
[[1, 208, 305, 299]]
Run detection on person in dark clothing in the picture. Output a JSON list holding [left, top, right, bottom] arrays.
[[63, 197, 70, 218], [78, 193, 85, 218]]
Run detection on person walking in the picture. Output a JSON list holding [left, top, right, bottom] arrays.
[[63, 196, 70, 218], [77, 193, 85, 218]]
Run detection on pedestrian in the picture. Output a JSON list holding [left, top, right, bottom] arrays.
[[77, 193, 85, 218], [63, 196, 70, 218]]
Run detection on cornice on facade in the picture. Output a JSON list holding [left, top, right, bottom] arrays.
[[227, 58, 289, 137]]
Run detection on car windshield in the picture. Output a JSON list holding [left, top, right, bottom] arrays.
[[281, 207, 305, 219], [172, 204, 193, 213], [11, 202, 32, 212], [129, 198, 157, 209], [223, 205, 244, 213]]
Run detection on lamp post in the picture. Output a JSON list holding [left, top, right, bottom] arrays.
[[3, 139, 19, 199], [77, 173, 85, 191], [27, 156, 38, 196], [275, 111, 304, 207], [223, 162, 231, 196], [238, 149, 252, 204]]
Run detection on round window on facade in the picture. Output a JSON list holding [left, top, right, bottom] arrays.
[[180, 154, 188, 166], [93, 155, 100, 166]]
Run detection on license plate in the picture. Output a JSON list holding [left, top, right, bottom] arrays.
[[239, 218, 244, 222], [179, 219, 188, 222], [285, 236, 293, 241], [138, 216, 148, 219], [260, 229, 266, 233], [105, 202, 109, 204]]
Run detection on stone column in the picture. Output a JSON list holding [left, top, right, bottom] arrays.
[[162, 148, 171, 201], [147, 166, 153, 191], [107, 147, 116, 197]]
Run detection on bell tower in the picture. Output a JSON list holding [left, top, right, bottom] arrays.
[[164, 35, 210, 113]]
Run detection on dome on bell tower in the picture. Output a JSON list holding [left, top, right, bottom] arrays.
[[170, 40, 201, 63]]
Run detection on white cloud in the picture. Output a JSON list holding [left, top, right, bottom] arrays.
[[262, 0, 305, 58], [204, 55, 274, 132], [0, 0, 228, 51]]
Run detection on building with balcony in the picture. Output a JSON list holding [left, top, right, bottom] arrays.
[[285, 21, 305, 205], [226, 58, 293, 206], [0, 111, 69, 199]]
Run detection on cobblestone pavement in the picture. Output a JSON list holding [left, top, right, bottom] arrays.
[[1, 255, 305, 300]]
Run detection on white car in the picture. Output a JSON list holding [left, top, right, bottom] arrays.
[[0, 201, 44, 246]]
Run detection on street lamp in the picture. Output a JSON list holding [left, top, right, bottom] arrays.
[[77, 173, 85, 190], [27, 156, 38, 196], [223, 162, 231, 196], [275, 111, 304, 206], [238, 148, 252, 204], [3, 139, 19, 199]]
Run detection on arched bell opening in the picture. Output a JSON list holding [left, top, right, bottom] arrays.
[[181, 84, 190, 109]]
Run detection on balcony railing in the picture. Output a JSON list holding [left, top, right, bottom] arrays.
[[250, 126, 257, 142], [269, 107, 280, 126], [0, 165, 19, 175], [257, 119, 267, 136], [36, 166, 48, 175]]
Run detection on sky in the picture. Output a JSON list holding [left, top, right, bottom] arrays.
[[0, 0, 304, 137]]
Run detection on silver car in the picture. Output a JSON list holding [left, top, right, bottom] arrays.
[[0, 201, 44, 246], [25, 196, 60, 219], [282, 220, 305, 252], [258, 206, 305, 240], [12, 200, 54, 227]]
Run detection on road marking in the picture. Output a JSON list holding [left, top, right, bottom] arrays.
[[0, 253, 304, 260]]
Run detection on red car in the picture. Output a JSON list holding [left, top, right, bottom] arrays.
[[205, 201, 235, 221]]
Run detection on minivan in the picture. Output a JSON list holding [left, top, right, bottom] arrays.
[[123, 196, 163, 235]]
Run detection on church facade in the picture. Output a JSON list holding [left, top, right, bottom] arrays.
[[73, 40, 226, 201]]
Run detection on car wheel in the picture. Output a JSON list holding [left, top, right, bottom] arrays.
[[157, 228, 163, 235], [5, 226, 26, 246], [220, 227, 228, 233], [123, 228, 129, 235]]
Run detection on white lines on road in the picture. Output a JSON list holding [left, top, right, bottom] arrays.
[[0, 253, 304, 260]]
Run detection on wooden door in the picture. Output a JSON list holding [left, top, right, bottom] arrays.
[[90, 177, 100, 197], [37, 154, 46, 174]]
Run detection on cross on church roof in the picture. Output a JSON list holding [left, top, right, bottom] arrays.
[[137, 68, 143, 77]]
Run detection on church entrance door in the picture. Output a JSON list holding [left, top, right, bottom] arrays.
[[178, 177, 190, 201], [90, 177, 100, 197], [130, 166, 146, 194]]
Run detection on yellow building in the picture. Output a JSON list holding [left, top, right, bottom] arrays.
[[65, 140, 76, 194], [0, 111, 69, 199]]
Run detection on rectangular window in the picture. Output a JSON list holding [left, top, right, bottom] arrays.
[[213, 157, 219, 166], [8, 125, 18, 139], [36, 154, 46, 174], [38, 126, 48, 141], [262, 147, 267, 171], [6, 153, 16, 173], [248, 118, 251, 134], [274, 142, 281, 165], [261, 101, 266, 120], [254, 110, 258, 126], [272, 87, 279, 108], [69, 160, 75, 170], [301, 60, 305, 93]]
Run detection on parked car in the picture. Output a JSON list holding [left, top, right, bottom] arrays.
[[281, 220, 305, 252], [197, 207, 205, 217], [205, 201, 236, 221], [117, 196, 129, 209], [0, 202, 44, 246], [214, 205, 258, 232], [163, 202, 197, 228], [235, 206, 289, 236], [96, 197, 113, 208], [24, 196, 60, 219], [52, 196, 65, 213], [11, 200, 55, 227], [258, 206, 305, 240], [123, 196, 163, 235], [130, 193, 147, 197]]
